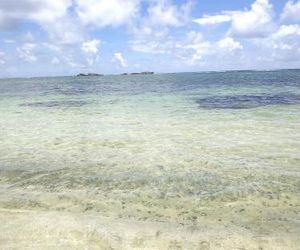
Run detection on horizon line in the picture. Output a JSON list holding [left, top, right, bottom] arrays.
[[0, 67, 299, 80]]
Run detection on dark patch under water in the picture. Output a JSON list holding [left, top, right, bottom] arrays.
[[196, 93, 300, 109], [20, 100, 89, 108]]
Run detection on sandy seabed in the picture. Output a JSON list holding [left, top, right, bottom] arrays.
[[1, 208, 299, 250], [1, 72, 300, 249]]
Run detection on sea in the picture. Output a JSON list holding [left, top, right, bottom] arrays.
[[0, 70, 299, 249]]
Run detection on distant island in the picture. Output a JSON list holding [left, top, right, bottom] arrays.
[[76, 72, 154, 77], [121, 72, 154, 75], [128, 71, 154, 75], [76, 73, 104, 77]]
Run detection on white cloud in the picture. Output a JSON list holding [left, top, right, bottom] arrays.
[[130, 0, 192, 42], [130, 30, 243, 66], [272, 24, 300, 39], [75, 0, 192, 30], [81, 39, 101, 54], [147, 0, 192, 27], [270, 25, 300, 61], [30, 0, 72, 23], [178, 31, 213, 63], [193, 0, 275, 38], [80, 40, 101, 67], [130, 40, 170, 54], [217, 37, 243, 51], [17, 43, 37, 62], [182, 33, 242, 64], [43, 19, 84, 45], [0, 0, 82, 45], [251, 24, 300, 64], [0, 0, 192, 47], [113, 52, 127, 67], [281, 1, 300, 23], [193, 14, 232, 26], [0, 0, 72, 27], [75, 0, 140, 27], [184, 42, 212, 63], [229, 0, 275, 38]]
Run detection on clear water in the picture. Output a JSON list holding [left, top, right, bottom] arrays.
[[0, 70, 300, 249]]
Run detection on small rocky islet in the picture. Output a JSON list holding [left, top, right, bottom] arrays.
[[76, 71, 154, 77]]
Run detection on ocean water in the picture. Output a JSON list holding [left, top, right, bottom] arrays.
[[0, 70, 300, 249]]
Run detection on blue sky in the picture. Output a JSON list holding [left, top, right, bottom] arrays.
[[0, 0, 299, 77]]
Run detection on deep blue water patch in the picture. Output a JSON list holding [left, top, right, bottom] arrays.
[[196, 93, 300, 109]]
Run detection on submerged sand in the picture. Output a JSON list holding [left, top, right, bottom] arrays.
[[0, 163, 299, 249], [1, 208, 299, 250], [0, 73, 300, 249]]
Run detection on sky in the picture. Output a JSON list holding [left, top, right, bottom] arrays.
[[0, 0, 299, 77]]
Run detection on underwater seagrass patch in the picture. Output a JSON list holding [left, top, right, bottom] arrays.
[[20, 100, 89, 108], [196, 92, 300, 109]]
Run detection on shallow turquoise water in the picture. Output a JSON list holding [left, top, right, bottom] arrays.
[[0, 70, 300, 248], [0, 70, 299, 172]]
